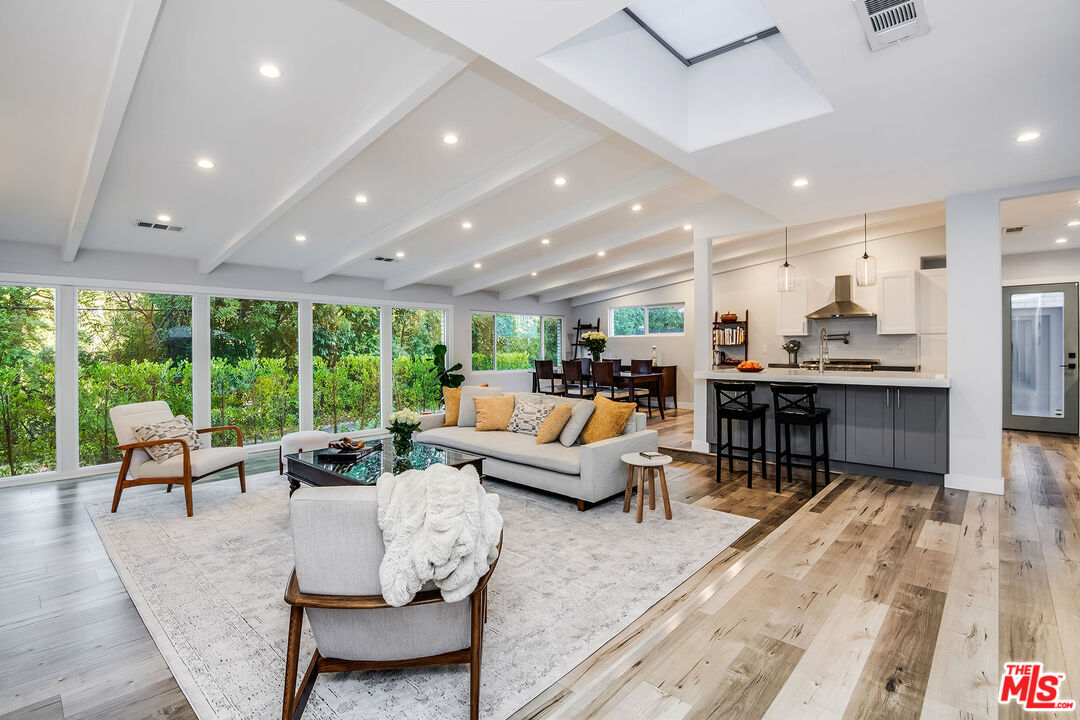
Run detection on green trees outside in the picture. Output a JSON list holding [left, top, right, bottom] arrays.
[[392, 307, 444, 413], [612, 307, 647, 336], [647, 305, 684, 333], [0, 287, 56, 478], [612, 305, 684, 336], [77, 291, 192, 466], [313, 304, 380, 432], [471, 313, 562, 371]]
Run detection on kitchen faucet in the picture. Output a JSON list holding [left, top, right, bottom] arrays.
[[818, 328, 851, 374]]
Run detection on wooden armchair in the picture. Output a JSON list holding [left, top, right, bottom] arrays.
[[109, 401, 247, 517], [284, 486, 501, 720]]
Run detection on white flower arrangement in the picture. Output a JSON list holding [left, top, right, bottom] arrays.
[[388, 409, 422, 426]]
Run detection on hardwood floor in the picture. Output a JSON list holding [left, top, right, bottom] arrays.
[[1, 426, 1078, 719]]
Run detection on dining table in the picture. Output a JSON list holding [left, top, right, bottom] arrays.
[[530, 368, 666, 419]]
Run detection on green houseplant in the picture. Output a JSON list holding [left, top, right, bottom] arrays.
[[431, 344, 464, 388]]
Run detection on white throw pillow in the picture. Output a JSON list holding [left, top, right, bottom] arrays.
[[132, 415, 199, 462], [558, 400, 596, 447], [458, 386, 503, 427]]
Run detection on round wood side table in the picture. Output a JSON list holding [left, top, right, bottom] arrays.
[[620, 452, 673, 523]]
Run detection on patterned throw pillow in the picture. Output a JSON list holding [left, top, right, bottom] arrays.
[[507, 398, 554, 436], [132, 415, 200, 463]]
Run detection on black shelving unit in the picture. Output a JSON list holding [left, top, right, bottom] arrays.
[[712, 309, 749, 367]]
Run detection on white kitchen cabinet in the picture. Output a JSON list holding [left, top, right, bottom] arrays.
[[776, 278, 809, 336], [877, 271, 919, 334], [918, 268, 947, 333]]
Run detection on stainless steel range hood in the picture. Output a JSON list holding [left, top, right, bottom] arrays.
[[806, 275, 876, 319]]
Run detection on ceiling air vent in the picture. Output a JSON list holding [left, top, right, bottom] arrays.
[[371, 256, 397, 263], [135, 220, 184, 232], [1004, 226, 1026, 234], [854, 0, 930, 51]]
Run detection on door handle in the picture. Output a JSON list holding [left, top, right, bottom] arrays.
[[1060, 363, 1077, 369]]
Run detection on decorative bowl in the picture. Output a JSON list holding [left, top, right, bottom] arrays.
[[736, 366, 765, 373], [719, 313, 738, 323]]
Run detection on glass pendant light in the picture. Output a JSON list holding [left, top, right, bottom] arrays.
[[777, 227, 796, 293], [855, 213, 877, 286]]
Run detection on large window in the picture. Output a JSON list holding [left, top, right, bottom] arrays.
[[313, 304, 380, 433], [392, 307, 445, 413], [611, 304, 684, 336], [78, 291, 192, 466], [0, 287, 56, 477], [211, 298, 298, 445], [471, 313, 563, 370]]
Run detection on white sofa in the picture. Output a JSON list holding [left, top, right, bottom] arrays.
[[416, 393, 658, 510]]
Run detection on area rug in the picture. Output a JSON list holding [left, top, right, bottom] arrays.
[[87, 471, 756, 719]]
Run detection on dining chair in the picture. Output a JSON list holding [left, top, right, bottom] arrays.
[[603, 358, 623, 373], [562, 359, 594, 398], [533, 359, 566, 395], [591, 361, 631, 400], [629, 359, 657, 417]]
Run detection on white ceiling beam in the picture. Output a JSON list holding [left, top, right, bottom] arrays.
[[535, 242, 690, 302], [61, 0, 162, 263], [301, 121, 605, 283], [570, 268, 695, 307], [200, 46, 474, 275], [384, 167, 684, 290]]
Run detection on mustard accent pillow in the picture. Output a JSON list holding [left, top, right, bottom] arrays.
[[580, 394, 637, 444], [536, 404, 573, 444], [443, 384, 488, 427], [474, 394, 515, 431]]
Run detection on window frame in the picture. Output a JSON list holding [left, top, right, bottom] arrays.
[[609, 303, 686, 337], [470, 312, 565, 372]]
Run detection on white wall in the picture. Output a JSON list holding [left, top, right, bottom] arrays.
[[1003, 247, 1080, 285], [575, 225, 948, 408]]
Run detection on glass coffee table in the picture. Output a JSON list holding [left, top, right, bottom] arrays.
[[285, 438, 484, 494]]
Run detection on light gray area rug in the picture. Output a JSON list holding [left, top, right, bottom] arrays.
[[88, 471, 756, 719]]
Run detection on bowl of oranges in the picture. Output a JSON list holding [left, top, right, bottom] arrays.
[[736, 360, 763, 373]]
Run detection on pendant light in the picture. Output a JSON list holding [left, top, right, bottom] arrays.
[[777, 227, 796, 293], [855, 213, 877, 286]]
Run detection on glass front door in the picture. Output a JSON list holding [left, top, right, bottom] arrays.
[[1003, 283, 1079, 434]]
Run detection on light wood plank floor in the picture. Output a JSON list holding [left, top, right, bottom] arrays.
[[2, 425, 1078, 719]]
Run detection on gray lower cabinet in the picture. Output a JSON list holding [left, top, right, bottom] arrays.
[[845, 386, 894, 467], [893, 387, 949, 474]]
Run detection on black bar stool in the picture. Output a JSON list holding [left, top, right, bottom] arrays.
[[713, 381, 768, 487], [770, 383, 831, 496]]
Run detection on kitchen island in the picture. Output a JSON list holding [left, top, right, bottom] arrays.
[[694, 368, 950, 483]]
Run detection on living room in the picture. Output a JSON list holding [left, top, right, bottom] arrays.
[[2, 0, 1079, 719]]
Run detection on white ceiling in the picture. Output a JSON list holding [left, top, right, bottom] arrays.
[[1, 0, 1077, 306], [1001, 188, 1080, 255]]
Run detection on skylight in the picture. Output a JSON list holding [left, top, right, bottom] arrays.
[[625, 0, 779, 66]]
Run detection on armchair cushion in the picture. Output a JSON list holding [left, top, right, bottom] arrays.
[[109, 400, 176, 477], [133, 446, 247, 479], [132, 415, 199, 462]]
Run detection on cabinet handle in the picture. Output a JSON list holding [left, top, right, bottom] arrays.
[[896, 388, 901, 409], [885, 388, 890, 407]]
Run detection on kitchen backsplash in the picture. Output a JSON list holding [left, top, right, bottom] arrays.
[[781, 317, 920, 365]]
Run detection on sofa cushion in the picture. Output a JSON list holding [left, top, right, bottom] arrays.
[[442, 384, 487, 427], [536, 403, 573, 444], [133, 446, 247, 479], [559, 398, 596, 447], [580, 395, 637, 444], [458, 386, 502, 427], [132, 415, 199, 462], [507, 397, 554, 436], [415, 426, 581, 475], [475, 394, 515, 431]]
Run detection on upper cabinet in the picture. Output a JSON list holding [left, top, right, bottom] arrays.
[[918, 268, 947, 334], [877, 271, 919, 334], [777, 278, 809, 336]]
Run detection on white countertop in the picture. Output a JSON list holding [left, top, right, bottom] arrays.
[[694, 367, 950, 388]]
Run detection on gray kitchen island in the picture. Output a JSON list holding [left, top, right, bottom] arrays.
[[695, 368, 950, 484]]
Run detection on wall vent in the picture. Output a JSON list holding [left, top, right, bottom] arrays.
[[135, 220, 184, 232], [854, 0, 930, 51], [1003, 226, 1026, 234], [370, 256, 397, 263]]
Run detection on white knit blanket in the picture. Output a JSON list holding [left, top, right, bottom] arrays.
[[375, 463, 503, 607]]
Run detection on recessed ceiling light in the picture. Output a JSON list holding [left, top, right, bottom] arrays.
[[354, 194, 368, 204], [1055, 237, 1068, 244], [396, 251, 405, 258], [196, 158, 215, 169], [461, 221, 472, 229], [540, 238, 550, 245], [473, 262, 482, 269], [683, 224, 693, 231], [530, 272, 537, 277], [792, 178, 809, 188], [1068, 220, 1080, 227], [157, 214, 171, 223], [258, 64, 281, 79], [554, 176, 567, 186], [631, 204, 642, 212], [1016, 131, 1041, 143], [443, 133, 459, 145], [295, 234, 306, 242], [597, 250, 606, 257]]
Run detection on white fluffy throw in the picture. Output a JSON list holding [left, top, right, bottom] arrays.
[[376, 463, 503, 607]]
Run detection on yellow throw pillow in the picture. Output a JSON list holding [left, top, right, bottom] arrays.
[[474, 394, 515, 431], [536, 404, 573, 444], [443, 384, 487, 427], [580, 394, 637, 444]]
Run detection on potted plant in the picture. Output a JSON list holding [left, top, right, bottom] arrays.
[[387, 408, 422, 456], [580, 330, 608, 362], [431, 344, 464, 388]]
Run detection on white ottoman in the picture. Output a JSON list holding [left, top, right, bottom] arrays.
[[279, 431, 330, 474]]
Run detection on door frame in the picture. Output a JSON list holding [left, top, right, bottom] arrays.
[[1002, 282, 1079, 434]]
